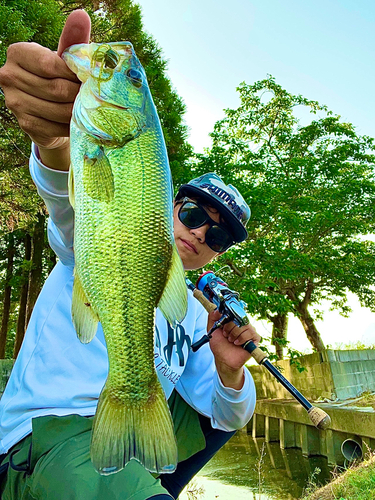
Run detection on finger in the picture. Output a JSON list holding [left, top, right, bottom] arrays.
[[5, 86, 75, 122], [6, 43, 78, 81], [16, 113, 71, 147], [225, 323, 260, 344], [223, 323, 236, 338], [227, 326, 242, 343], [234, 330, 261, 346], [57, 9, 91, 57], [207, 309, 222, 331], [8, 66, 81, 103]]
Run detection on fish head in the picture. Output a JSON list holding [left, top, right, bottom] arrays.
[[63, 42, 152, 146]]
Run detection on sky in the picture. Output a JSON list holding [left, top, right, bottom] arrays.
[[135, 0, 375, 352]]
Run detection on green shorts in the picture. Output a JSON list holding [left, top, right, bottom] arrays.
[[0, 391, 205, 500]]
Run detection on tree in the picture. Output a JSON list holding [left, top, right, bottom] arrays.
[[0, 233, 14, 358], [195, 76, 375, 353], [13, 232, 31, 357]]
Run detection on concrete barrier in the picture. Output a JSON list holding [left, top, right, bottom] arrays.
[[248, 348, 375, 401], [248, 398, 375, 466]]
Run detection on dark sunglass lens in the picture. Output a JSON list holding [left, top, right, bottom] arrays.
[[179, 202, 207, 228], [206, 226, 233, 252]]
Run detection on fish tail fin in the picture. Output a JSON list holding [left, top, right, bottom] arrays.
[[91, 384, 177, 475]]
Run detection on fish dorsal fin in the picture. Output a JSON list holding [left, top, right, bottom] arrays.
[[158, 243, 188, 327], [72, 268, 99, 343], [68, 166, 75, 209], [83, 147, 115, 203]]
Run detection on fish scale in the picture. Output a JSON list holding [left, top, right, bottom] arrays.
[[63, 41, 187, 475]]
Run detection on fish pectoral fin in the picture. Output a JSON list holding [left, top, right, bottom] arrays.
[[158, 243, 188, 327], [72, 269, 99, 343], [83, 147, 115, 203], [68, 166, 75, 209]]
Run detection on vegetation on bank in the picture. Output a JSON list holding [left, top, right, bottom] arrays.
[[302, 454, 375, 500]]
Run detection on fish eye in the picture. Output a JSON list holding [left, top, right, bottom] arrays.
[[92, 45, 119, 70], [126, 68, 143, 88], [103, 49, 120, 69]]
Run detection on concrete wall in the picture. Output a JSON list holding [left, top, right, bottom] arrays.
[[248, 348, 375, 401], [326, 349, 375, 399]]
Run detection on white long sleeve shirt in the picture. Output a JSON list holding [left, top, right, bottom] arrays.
[[0, 145, 256, 454]]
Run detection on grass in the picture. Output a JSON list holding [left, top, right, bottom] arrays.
[[301, 452, 375, 500], [331, 341, 375, 351], [346, 391, 375, 409], [182, 479, 205, 500]]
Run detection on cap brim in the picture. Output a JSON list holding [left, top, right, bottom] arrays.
[[177, 185, 248, 243]]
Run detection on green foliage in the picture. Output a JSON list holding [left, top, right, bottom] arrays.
[[0, 0, 65, 233], [259, 336, 307, 372], [194, 76, 375, 349], [0, 0, 64, 65], [333, 341, 375, 351]]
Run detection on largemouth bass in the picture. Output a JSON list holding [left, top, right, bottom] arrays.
[[62, 42, 187, 475]]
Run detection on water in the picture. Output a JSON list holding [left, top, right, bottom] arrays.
[[179, 431, 333, 500]]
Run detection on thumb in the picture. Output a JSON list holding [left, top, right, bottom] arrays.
[[207, 309, 221, 332], [57, 9, 91, 57]]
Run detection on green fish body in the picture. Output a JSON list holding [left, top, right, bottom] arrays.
[[62, 42, 187, 475]]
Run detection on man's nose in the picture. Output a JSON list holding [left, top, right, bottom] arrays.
[[190, 224, 209, 242]]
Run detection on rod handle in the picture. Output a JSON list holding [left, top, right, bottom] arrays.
[[242, 339, 268, 363], [308, 406, 331, 430], [192, 288, 217, 313]]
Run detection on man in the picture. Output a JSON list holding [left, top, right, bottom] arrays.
[[0, 10, 260, 500]]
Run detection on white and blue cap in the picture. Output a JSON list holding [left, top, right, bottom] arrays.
[[176, 173, 250, 243]]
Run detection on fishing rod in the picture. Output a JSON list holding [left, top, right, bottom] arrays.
[[186, 271, 331, 431]]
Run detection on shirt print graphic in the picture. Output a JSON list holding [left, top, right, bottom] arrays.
[[154, 321, 191, 385]]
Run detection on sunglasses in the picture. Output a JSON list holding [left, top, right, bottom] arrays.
[[177, 198, 234, 252]]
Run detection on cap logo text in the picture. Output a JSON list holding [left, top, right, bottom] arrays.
[[201, 183, 244, 219]]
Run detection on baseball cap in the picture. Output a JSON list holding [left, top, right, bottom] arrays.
[[176, 173, 250, 243]]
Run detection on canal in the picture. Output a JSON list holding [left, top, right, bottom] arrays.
[[180, 431, 334, 499]]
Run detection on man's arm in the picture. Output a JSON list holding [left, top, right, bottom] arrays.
[[0, 10, 91, 171], [176, 302, 257, 432]]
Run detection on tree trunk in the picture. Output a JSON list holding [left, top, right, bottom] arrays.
[[26, 214, 45, 327], [13, 233, 32, 358], [270, 313, 288, 359], [0, 233, 15, 358], [295, 303, 325, 352]]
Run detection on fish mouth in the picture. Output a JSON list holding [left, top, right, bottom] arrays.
[[91, 91, 131, 111], [180, 239, 198, 254]]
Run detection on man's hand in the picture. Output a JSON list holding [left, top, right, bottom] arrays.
[[0, 10, 91, 168], [207, 309, 261, 390]]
